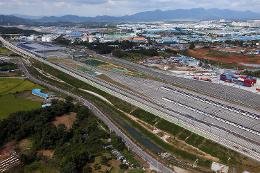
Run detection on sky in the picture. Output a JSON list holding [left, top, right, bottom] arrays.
[[0, 0, 259, 17]]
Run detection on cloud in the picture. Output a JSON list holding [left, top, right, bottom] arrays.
[[0, 0, 259, 16], [0, 0, 108, 4]]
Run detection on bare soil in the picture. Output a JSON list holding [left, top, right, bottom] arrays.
[[188, 48, 260, 65], [37, 149, 54, 159], [17, 139, 32, 153], [52, 112, 77, 130]]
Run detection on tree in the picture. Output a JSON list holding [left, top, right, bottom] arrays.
[[189, 42, 195, 49], [82, 166, 92, 173], [20, 150, 37, 165], [54, 35, 71, 46], [77, 107, 91, 120], [120, 163, 129, 170], [0, 100, 115, 173], [60, 162, 77, 173], [101, 155, 109, 165], [112, 49, 127, 58], [111, 134, 125, 151]]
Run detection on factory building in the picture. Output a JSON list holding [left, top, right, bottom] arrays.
[[41, 35, 57, 42]]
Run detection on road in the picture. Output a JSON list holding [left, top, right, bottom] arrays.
[[17, 57, 174, 173], [91, 51, 260, 111], [61, 62, 260, 160], [1, 36, 260, 162]]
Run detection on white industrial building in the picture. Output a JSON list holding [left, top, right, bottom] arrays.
[[42, 35, 54, 42]]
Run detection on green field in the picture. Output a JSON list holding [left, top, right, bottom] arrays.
[[0, 78, 43, 95], [0, 78, 43, 119], [0, 94, 41, 119], [83, 58, 108, 67], [0, 47, 10, 55]]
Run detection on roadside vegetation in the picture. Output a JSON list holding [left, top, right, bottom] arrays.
[[0, 61, 21, 77], [30, 60, 136, 113], [0, 62, 17, 71], [242, 70, 260, 78], [131, 109, 238, 164]]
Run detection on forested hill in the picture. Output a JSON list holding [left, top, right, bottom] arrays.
[[1, 8, 260, 25], [0, 26, 39, 35]]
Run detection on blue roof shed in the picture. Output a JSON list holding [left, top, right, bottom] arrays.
[[32, 89, 49, 99]]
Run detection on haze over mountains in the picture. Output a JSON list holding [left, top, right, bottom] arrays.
[[1, 8, 260, 25]]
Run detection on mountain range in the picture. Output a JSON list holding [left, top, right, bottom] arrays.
[[1, 8, 260, 25]]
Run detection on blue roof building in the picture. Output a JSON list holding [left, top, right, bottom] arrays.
[[69, 31, 82, 38], [32, 89, 49, 99]]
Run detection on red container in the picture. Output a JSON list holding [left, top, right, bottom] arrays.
[[244, 79, 254, 87]]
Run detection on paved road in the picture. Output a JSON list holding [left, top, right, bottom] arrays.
[[55, 56, 260, 161], [16, 51, 175, 173], [91, 52, 260, 111], [2, 37, 260, 162]]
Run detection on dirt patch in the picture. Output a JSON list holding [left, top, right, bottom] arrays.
[[17, 139, 32, 153], [188, 48, 260, 65], [16, 91, 44, 103], [52, 112, 77, 130], [173, 166, 194, 173], [37, 149, 54, 159]]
